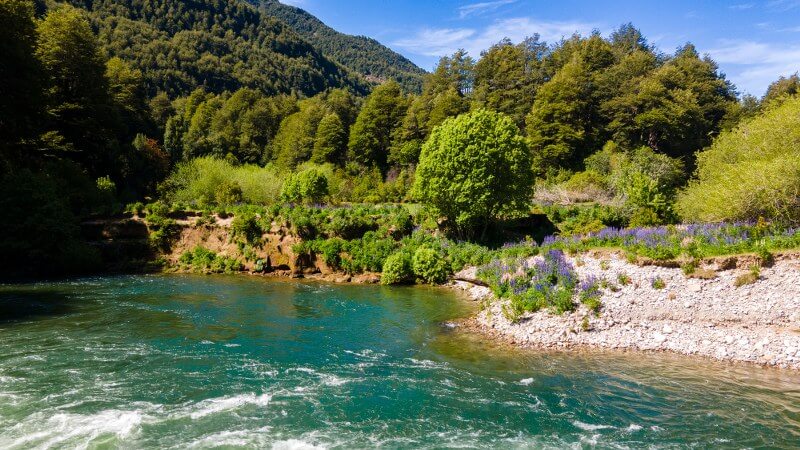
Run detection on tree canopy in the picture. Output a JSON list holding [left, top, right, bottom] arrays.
[[677, 96, 800, 225], [257, 0, 425, 93], [413, 109, 534, 239]]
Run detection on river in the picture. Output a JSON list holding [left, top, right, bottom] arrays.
[[0, 275, 798, 448]]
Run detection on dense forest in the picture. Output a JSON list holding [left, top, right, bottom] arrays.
[[56, 0, 370, 97], [255, 0, 426, 93], [1, 0, 798, 278]]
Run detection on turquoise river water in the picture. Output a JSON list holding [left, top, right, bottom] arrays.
[[0, 275, 798, 449]]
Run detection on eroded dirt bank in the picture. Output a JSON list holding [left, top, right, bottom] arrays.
[[86, 215, 800, 368]]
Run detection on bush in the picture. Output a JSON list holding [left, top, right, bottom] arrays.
[[677, 96, 800, 225], [126, 202, 145, 216], [412, 246, 450, 284], [215, 180, 243, 206], [231, 212, 263, 245], [161, 157, 284, 207], [621, 171, 676, 225], [381, 251, 413, 285], [341, 231, 398, 274], [179, 246, 243, 273], [734, 265, 761, 287], [562, 170, 610, 202], [281, 168, 329, 204], [413, 109, 534, 239], [95, 176, 120, 214], [578, 276, 602, 312], [543, 204, 626, 236]]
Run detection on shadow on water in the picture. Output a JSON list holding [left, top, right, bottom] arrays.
[[0, 290, 75, 325]]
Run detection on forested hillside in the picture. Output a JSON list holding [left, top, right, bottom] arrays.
[[255, 0, 426, 93], [58, 0, 371, 97], [2, 0, 799, 278]]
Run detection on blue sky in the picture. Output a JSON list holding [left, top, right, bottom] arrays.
[[280, 0, 800, 97]]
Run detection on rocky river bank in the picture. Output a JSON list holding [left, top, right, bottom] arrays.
[[452, 252, 800, 370]]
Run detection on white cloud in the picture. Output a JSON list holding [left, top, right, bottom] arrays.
[[394, 17, 598, 58], [708, 40, 800, 95], [767, 0, 800, 10], [279, 0, 306, 6], [458, 0, 518, 19], [394, 28, 478, 56], [730, 3, 755, 10]]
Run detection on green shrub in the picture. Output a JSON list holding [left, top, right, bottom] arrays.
[[381, 251, 413, 285], [281, 168, 329, 204], [628, 207, 663, 228], [340, 231, 398, 274], [621, 172, 675, 225], [412, 246, 450, 284], [126, 202, 145, 216], [95, 176, 120, 214], [161, 157, 284, 207], [179, 246, 243, 273], [561, 170, 610, 202], [544, 204, 626, 236], [215, 180, 243, 206], [682, 260, 699, 276], [316, 238, 347, 269], [757, 246, 774, 267], [677, 96, 800, 225], [734, 265, 761, 287], [324, 207, 376, 239], [231, 212, 263, 245], [144, 203, 180, 252]]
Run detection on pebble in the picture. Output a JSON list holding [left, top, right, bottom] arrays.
[[468, 254, 800, 370]]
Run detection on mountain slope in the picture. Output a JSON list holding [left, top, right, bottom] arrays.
[[63, 0, 370, 97], [256, 0, 425, 93]]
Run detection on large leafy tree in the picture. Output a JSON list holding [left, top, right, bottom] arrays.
[[106, 57, 152, 139], [348, 81, 408, 171], [208, 88, 279, 163], [312, 112, 347, 164], [609, 23, 651, 56], [389, 51, 475, 168], [602, 45, 736, 159], [526, 56, 597, 173], [473, 37, 548, 128], [762, 73, 800, 106], [36, 4, 119, 175], [413, 109, 533, 239], [273, 97, 328, 168], [677, 96, 800, 225], [0, 0, 44, 153]]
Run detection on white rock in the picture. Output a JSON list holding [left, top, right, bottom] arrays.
[[662, 325, 673, 334], [653, 332, 667, 344]]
